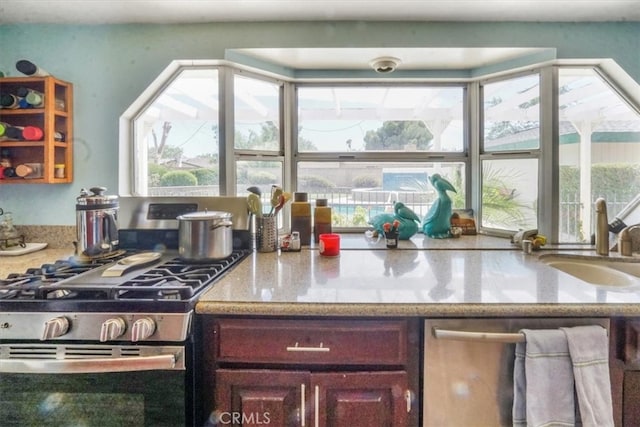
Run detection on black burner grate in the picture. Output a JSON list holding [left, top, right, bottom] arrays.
[[0, 250, 249, 302]]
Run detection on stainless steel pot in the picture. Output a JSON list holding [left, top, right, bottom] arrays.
[[177, 211, 233, 261], [75, 187, 119, 258]]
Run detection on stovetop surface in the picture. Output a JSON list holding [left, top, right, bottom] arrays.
[[1, 197, 253, 313], [0, 249, 250, 313]]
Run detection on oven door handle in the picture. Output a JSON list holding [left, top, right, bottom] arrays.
[[0, 354, 180, 374]]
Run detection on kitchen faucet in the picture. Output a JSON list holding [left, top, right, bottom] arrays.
[[595, 198, 609, 256], [618, 225, 640, 256]]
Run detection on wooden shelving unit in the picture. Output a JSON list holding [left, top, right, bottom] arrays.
[[0, 76, 73, 184]]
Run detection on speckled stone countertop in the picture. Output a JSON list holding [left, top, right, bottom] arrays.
[[3, 233, 640, 318], [0, 248, 75, 279], [197, 234, 640, 318], [0, 225, 76, 279]]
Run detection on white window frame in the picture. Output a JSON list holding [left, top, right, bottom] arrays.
[[119, 59, 640, 243], [477, 69, 546, 238]]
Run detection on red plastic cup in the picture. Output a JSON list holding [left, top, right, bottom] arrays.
[[319, 233, 340, 257]]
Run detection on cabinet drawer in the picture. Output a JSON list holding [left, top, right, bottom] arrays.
[[214, 318, 408, 366]]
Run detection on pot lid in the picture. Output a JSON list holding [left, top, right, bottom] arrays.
[[177, 210, 232, 221], [76, 186, 119, 206]]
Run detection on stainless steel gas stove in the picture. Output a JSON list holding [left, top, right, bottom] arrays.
[[0, 196, 251, 427]]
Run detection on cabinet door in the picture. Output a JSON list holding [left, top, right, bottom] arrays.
[[312, 371, 409, 427], [215, 369, 309, 427], [624, 370, 640, 426]]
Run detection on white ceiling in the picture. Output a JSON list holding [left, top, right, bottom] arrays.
[[230, 47, 549, 71], [1, 0, 638, 24], [2, 1, 637, 73]]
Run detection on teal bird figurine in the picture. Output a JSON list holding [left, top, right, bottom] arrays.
[[422, 174, 457, 238], [368, 202, 420, 240], [368, 213, 395, 235], [393, 202, 420, 240]]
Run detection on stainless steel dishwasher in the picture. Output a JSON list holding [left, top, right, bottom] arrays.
[[423, 318, 610, 427]]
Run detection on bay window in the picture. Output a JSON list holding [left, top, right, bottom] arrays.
[[122, 59, 640, 242]]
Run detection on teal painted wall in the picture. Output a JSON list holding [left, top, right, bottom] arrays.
[[0, 21, 638, 225]]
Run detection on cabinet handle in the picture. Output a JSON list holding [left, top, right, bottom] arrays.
[[314, 385, 320, 427], [300, 383, 306, 427], [432, 326, 606, 343], [286, 342, 331, 352], [405, 390, 412, 413], [432, 327, 526, 343]]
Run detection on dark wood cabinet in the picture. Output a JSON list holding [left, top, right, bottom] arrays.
[[314, 371, 409, 427], [214, 369, 409, 427], [215, 369, 305, 426], [202, 317, 418, 427], [611, 317, 640, 427]]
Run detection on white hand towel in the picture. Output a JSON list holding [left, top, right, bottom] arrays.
[[513, 329, 575, 427], [512, 341, 527, 427], [561, 325, 614, 427]]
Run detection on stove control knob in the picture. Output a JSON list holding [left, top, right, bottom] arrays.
[[131, 317, 156, 342], [41, 316, 70, 340], [100, 317, 127, 342]]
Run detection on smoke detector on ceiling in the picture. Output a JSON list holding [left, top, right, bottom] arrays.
[[370, 56, 401, 74]]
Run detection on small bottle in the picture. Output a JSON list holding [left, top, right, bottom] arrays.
[[314, 198, 332, 244], [4, 126, 24, 140], [0, 122, 11, 139], [0, 148, 12, 167], [25, 91, 44, 108], [22, 126, 43, 141], [2, 167, 16, 178], [18, 98, 32, 109], [0, 93, 20, 109], [54, 164, 66, 178], [291, 192, 311, 246], [16, 87, 30, 97], [15, 163, 43, 179], [16, 59, 50, 77]]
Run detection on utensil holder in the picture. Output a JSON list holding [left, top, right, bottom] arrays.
[[256, 215, 277, 252]]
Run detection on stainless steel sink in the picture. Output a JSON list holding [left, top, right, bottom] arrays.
[[539, 253, 640, 289]]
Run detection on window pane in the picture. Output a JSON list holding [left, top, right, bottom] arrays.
[[483, 74, 540, 152], [297, 86, 464, 152], [234, 75, 281, 151], [236, 158, 283, 206], [558, 68, 640, 242], [134, 68, 220, 196], [481, 159, 538, 231], [297, 161, 465, 227]]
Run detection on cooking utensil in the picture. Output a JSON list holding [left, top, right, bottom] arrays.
[[247, 193, 262, 217], [270, 186, 283, 206], [269, 186, 283, 215], [273, 194, 287, 216], [177, 211, 233, 261], [246, 186, 261, 196], [75, 187, 119, 258], [273, 191, 293, 217], [101, 252, 162, 277]]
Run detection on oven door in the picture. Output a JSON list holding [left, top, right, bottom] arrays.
[[0, 343, 188, 427]]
